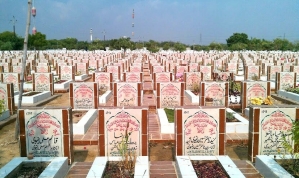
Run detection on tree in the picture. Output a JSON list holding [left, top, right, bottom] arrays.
[[226, 33, 249, 47], [28, 32, 47, 50], [209, 42, 223, 50], [0, 31, 23, 50], [173, 42, 186, 52], [113, 37, 133, 57], [146, 40, 159, 53]]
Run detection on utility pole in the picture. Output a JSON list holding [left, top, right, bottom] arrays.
[[15, 0, 32, 140], [102, 30, 106, 41], [10, 16, 17, 36]]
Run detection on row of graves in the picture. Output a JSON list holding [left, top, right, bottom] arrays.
[[0, 50, 299, 177], [1, 104, 298, 177]]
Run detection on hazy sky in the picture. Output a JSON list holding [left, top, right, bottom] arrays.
[[0, 0, 298, 45]]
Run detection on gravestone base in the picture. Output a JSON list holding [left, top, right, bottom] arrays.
[[54, 79, 72, 93], [0, 110, 10, 121], [0, 157, 68, 178], [86, 156, 149, 177], [176, 156, 245, 178], [14, 91, 51, 105], [73, 109, 97, 134], [75, 74, 90, 81], [226, 108, 248, 133]]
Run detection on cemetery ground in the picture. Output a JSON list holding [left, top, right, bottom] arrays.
[[0, 91, 248, 169]]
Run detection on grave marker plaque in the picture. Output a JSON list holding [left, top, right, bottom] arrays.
[[59, 65, 75, 80], [241, 81, 270, 112], [200, 82, 228, 107], [114, 82, 141, 106], [93, 72, 113, 90], [1, 73, 20, 92], [0, 82, 14, 115], [33, 73, 54, 95], [248, 106, 299, 162], [19, 108, 73, 164], [267, 66, 281, 81], [70, 82, 98, 109], [106, 65, 120, 82], [176, 108, 225, 156], [245, 66, 260, 80], [98, 108, 148, 156], [200, 66, 212, 80], [157, 82, 184, 108], [123, 72, 143, 82], [184, 72, 201, 90], [153, 72, 172, 90], [275, 72, 296, 92]]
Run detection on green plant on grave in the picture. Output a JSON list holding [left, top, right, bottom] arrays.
[[117, 122, 137, 177], [285, 87, 299, 94], [0, 99, 5, 116], [164, 108, 174, 123], [251, 74, 259, 81], [191, 82, 200, 94], [226, 111, 235, 122], [278, 120, 299, 177]]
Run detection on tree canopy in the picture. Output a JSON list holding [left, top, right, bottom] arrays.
[[0, 31, 298, 52]]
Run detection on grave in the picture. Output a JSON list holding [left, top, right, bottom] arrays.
[[18, 107, 74, 164], [88, 108, 149, 177], [241, 81, 271, 115], [200, 81, 229, 107], [176, 155, 245, 178], [0, 157, 68, 178], [175, 107, 226, 156], [70, 82, 98, 109], [1, 73, 20, 94], [0, 82, 15, 116], [248, 106, 299, 162], [93, 72, 113, 104], [113, 82, 142, 106], [156, 82, 184, 108]]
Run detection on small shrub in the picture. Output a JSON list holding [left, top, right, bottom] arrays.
[[164, 108, 174, 123], [0, 99, 6, 116]]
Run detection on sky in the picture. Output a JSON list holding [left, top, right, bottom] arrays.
[[0, 0, 298, 45]]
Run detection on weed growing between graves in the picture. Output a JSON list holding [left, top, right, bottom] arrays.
[[164, 108, 174, 123], [276, 120, 299, 177], [0, 99, 5, 116], [103, 122, 137, 178]]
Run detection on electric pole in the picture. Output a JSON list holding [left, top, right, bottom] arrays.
[[10, 16, 17, 36]]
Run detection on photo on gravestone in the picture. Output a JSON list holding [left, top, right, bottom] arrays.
[[104, 109, 141, 157], [182, 108, 219, 156], [117, 83, 138, 106], [259, 108, 295, 155], [73, 82, 95, 109], [25, 110, 64, 157]]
